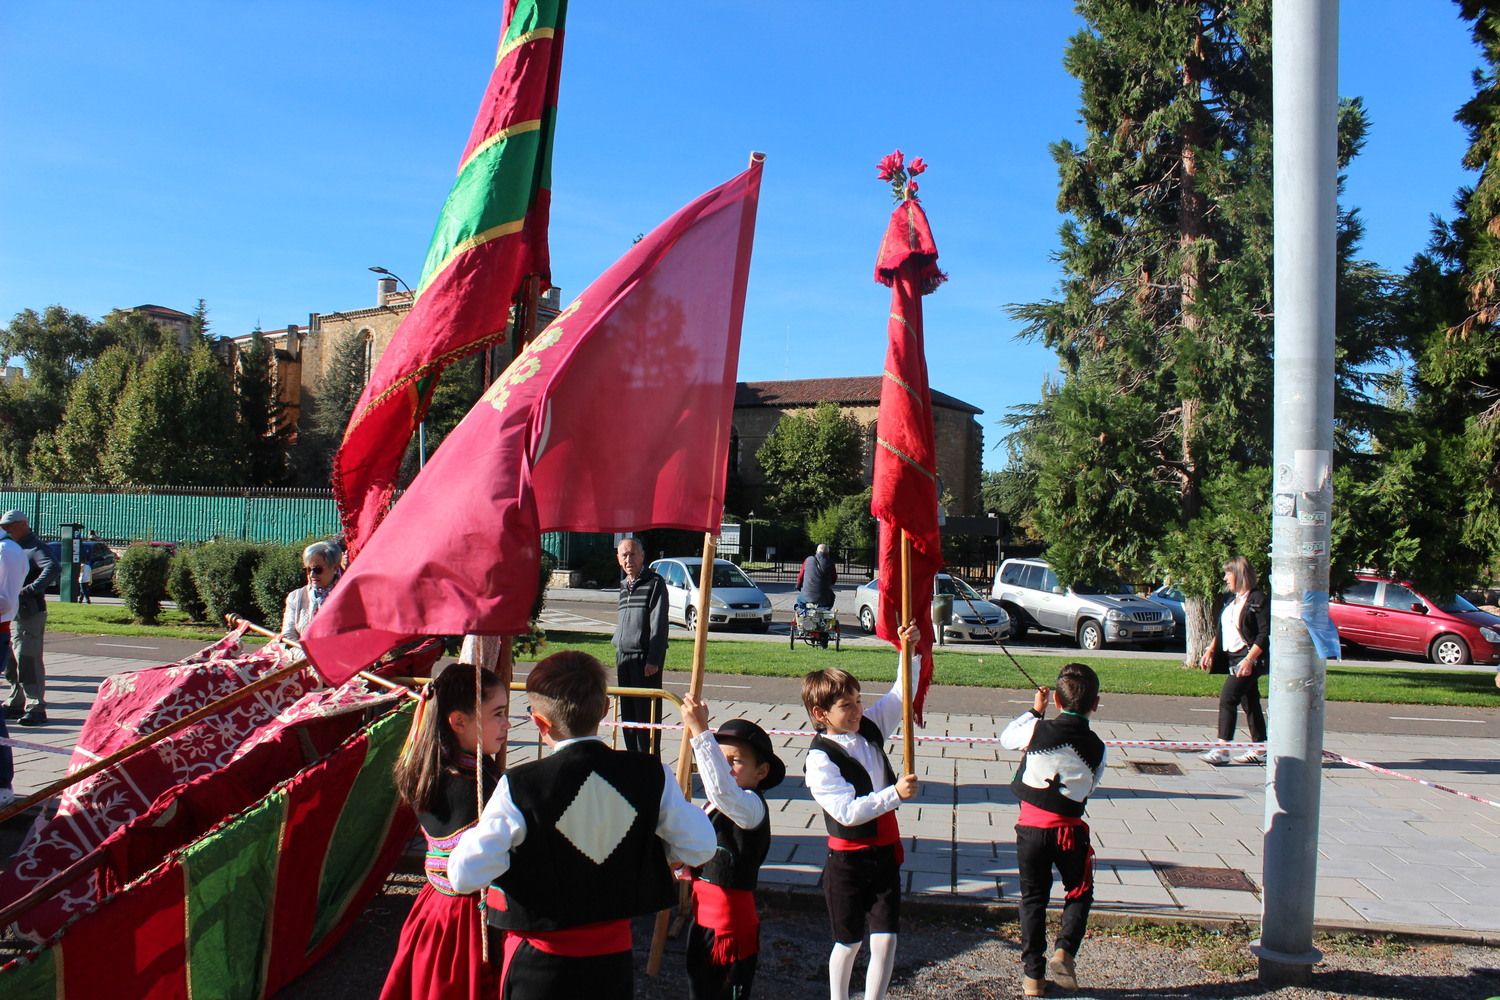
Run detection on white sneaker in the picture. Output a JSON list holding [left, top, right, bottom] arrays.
[[1234, 750, 1265, 765], [0, 787, 15, 809], [1200, 747, 1231, 765]]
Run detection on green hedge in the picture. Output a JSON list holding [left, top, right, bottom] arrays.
[[188, 541, 265, 626], [166, 549, 207, 622], [116, 545, 172, 624], [252, 543, 305, 628]]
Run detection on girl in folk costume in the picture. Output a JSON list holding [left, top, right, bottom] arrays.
[[380, 662, 509, 1000]]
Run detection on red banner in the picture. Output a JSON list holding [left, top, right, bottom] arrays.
[[304, 158, 764, 684]]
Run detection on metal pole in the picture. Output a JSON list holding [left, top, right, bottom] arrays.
[[1256, 0, 1337, 985]]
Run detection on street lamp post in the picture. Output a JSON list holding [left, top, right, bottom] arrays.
[[748, 512, 755, 563], [366, 266, 423, 466]]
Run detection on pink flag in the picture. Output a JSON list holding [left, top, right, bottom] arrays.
[[302, 159, 763, 684]]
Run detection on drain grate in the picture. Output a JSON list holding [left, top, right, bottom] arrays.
[[1129, 761, 1183, 776], [1155, 865, 1259, 892]]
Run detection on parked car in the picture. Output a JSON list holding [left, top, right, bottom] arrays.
[[1148, 585, 1187, 636], [649, 557, 773, 632], [43, 540, 117, 593], [854, 573, 1011, 642], [1328, 574, 1500, 665], [990, 557, 1175, 650]]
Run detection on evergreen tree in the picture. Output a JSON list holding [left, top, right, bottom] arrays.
[[1008, 1, 1395, 662], [28, 345, 137, 483], [189, 298, 211, 342], [106, 344, 239, 485], [1381, 0, 1500, 586], [398, 354, 482, 483], [0, 306, 107, 474], [755, 402, 866, 519], [236, 329, 287, 486]]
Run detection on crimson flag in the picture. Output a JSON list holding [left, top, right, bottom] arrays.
[[334, 0, 566, 556], [302, 159, 763, 684], [870, 177, 946, 724]]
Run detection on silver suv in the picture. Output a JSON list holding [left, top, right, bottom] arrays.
[[990, 558, 1176, 650]]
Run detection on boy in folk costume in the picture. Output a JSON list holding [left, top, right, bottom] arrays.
[[999, 663, 1106, 997], [448, 651, 715, 999], [681, 694, 787, 1000], [801, 623, 920, 1000]]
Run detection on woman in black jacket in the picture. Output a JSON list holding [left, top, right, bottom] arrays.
[[1197, 555, 1269, 765]]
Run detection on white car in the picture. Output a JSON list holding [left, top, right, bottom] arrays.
[[649, 557, 773, 632], [854, 573, 1011, 642]]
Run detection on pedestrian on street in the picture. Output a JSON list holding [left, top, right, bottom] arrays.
[[0, 530, 29, 806], [613, 537, 668, 757], [2, 510, 57, 728], [1197, 555, 1269, 765], [77, 559, 93, 603], [797, 543, 838, 610]]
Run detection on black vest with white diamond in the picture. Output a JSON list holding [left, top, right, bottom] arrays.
[[492, 739, 675, 931]]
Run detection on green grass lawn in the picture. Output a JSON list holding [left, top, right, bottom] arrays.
[[523, 630, 1500, 708], [47, 601, 267, 644]]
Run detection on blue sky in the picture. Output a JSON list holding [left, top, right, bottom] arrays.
[[0, 2, 1483, 471]]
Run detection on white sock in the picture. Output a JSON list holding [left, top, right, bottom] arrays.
[[864, 932, 898, 1000], [828, 940, 860, 1000]]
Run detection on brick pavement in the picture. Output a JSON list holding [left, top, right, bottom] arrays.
[[6, 644, 1500, 938]]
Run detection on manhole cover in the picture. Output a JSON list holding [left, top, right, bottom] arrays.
[[1155, 865, 1259, 892], [1129, 761, 1183, 776]]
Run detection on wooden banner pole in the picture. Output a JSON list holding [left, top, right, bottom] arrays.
[[901, 530, 915, 775]]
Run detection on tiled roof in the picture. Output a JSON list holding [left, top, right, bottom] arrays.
[[131, 304, 193, 320], [735, 376, 981, 415]]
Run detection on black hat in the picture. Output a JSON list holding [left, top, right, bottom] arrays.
[[713, 718, 785, 791]]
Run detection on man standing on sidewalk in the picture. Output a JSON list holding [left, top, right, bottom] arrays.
[[2, 510, 57, 727], [0, 525, 31, 805], [614, 537, 668, 756]]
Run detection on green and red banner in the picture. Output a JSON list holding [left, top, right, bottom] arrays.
[[0, 705, 417, 1000], [334, 0, 567, 555]]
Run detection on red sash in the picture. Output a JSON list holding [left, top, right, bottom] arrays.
[[692, 881, 759, 963], [1017, 801, 1087, 830], [827, 810, 904, 863]]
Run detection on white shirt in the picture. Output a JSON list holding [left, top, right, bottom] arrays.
[[0, 538, 28, 623], [447, 735, 716, 894], [1221, 593, 1249, 653], [690, 731, 768, 831], [79, 562, 92, 584], [803, 653, 915, 829]]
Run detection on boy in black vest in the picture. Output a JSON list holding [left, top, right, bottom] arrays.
[[999, 662, 1105, 997], [801, 624, 919, 1000], [448, 650, 716, 999], [682, 693, 786, 1000]]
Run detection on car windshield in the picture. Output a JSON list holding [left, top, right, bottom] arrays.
[[1073, 577, 1134, 596], [937, 576, 984, 602], [712, 564, 755, 589]]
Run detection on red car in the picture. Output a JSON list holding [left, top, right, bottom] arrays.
[[1328, 574, 1500, 666]]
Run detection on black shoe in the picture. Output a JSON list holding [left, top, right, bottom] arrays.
[[17, 710, 48, 727], [3, 705, 22, 720]]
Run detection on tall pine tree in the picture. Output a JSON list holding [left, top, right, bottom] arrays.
[[1008, 1, 1394, 662], [236, 329, 288, 486]]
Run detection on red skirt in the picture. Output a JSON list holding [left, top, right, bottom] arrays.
[[379, 883, 497, 1000]]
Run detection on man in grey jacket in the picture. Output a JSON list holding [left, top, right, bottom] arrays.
[[614, 537, 668, 756], [2, 510, 57, 727]]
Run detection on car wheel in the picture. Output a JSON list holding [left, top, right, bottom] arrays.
[[754, 620, 770, 634], [685, 606, 697, 632], [1430, 633, 1471, 666], [1077, 619, 1104, 651], [859, 606, 876, 633], [1002, 605, 1028, 639]]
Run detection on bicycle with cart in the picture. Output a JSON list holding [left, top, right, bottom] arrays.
[[790, 602, 841, 650]]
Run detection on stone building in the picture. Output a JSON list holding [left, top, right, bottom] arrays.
[[732, 376, 983, 516], [128, 304, 195, 350], [222, 278, 561, 440]]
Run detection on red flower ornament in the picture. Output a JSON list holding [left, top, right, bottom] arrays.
[[875, 148, 928, 203]]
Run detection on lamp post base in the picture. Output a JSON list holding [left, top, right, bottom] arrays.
[[1252, 941, 1322, 986]]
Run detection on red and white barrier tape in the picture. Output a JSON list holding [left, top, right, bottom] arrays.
[[0, 737, 71, 756], [1319, 748, 1500, 810]]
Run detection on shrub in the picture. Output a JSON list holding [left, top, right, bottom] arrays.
[[116, 545, 172, 624], [166, 548, 207, 622], [188, 541, 265, 626], [252, 543, 305, 628]]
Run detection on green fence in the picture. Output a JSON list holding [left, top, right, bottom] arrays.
[[0, 486, 341, 546]]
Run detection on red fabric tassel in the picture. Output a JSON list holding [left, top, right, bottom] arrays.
[[693, 882, 759, 963]]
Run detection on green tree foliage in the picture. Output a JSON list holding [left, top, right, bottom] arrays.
[[106, 344, 240, 485], [1006, 1, 1396, 661], [399, 354, 482, 484], [1373, 0, 1500, 588], [27, 346, 137, 483], [236, 330, 288, 486], [251, 543, 304, 627], [116, 544, 172, 624], [97, 308, 172, 363], [189, 298, 211, 342], [755, 402, 866, 519], [806, 488, 875, 556], [189, 541, 264, 624], [0, 306, 107, 475], [298, 329, 372, 483]]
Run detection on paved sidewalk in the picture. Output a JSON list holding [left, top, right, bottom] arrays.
[[6, 644, 1500, 940]]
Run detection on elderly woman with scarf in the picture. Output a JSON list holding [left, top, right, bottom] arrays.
[[281, 540, 343, 641]]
